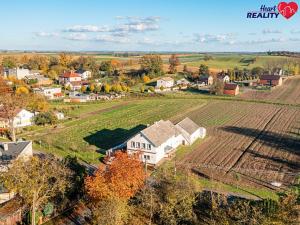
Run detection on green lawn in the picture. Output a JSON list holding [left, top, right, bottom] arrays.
[[24, 98, 207, 163]]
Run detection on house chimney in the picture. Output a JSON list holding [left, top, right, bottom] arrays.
[[3, 143, 8, 151]]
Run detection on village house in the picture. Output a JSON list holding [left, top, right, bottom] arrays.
[[59, 71, 82, 90], [259, 75, 283, 86], [127, 117, 206, 165], [156, 77, 174, 89], [217, 74, 230, 83], [75, 69, 92, 80], [33, 87, 63, 100], [0, 109, 35, 129], [198, 75, 214, 86], [2, 67, 30, 80], [223, 83, 239, 96]]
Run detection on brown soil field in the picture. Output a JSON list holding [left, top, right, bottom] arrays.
[[240, 76, 300, 105], [176, 98, 300, 190]]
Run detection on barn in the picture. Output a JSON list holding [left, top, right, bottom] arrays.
[[259, 75, 283, 86], [223, 83, 239, 96]]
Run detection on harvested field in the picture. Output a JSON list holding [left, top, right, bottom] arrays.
[[179, 101, 300, 190], [240, 76, 300, 105]]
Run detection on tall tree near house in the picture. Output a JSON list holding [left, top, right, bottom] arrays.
[[0, 93, 27, 142], [0, 156, 72, 225], [169, 54, 180, 74], [139, 55, 164, 77], [85, 151, 146, 225], [58, 52, 73, 68], [199, 64, 209, 76]]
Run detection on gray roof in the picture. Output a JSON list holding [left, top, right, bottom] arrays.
[[141, 120, 179, 147], [0, 141, 31, 164], [176, 117, 200, 135]]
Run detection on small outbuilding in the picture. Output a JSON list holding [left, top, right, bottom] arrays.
[[259, 75, 283, 86], [223, 83, 239, 96]]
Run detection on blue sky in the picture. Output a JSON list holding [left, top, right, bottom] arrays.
[[1, 0, 300, 51]]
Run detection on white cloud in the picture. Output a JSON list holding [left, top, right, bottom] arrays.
[[194, 33, 236, 44], [65, 33, 90, 41], [262, 29, 282, 34], [35, 32, 59, 37], [63, 25, 109, 32], [244, 38, 286, 44]]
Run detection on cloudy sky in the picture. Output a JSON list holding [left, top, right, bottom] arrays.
[[1, 0, 300, 51]]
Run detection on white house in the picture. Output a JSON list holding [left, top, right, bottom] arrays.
[[54, 112, 65, 120], [127, 117, 206, 165], [59, 71, 82, 84], [33, 87, 62, 100], [76, 69, 92, 80], [3, 67, 30, 80], [0, 109, 35, 129], [156, 77, 174, 89], [217, 74, 230, 83]]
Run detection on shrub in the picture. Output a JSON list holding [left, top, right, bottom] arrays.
[[34, 112, 58, 126]]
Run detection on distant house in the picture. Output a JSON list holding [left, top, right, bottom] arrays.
[[64, 93, 92, 103], [156, 77, 174, 88], [3, 67, 30, 80], [0, 109, 35, 129], [75, 69, 92, 80], [259, 75, 283, 86], [127, 117, 206, 165], [33, 87, 62, 100], [223, 83, 239, 96], [59, 71, 82, 85], [198, 75, 214, 86], [217, 74, 230, 83], [65, 81, 82, 91], [25, 74, 53, 86]]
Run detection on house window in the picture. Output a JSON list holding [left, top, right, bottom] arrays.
[[136, 142, 140, 148], [142, 143, 146, 149], [131, 141, 135, 148], [144, 155, 150, 160], [147, 144, 151, 150]]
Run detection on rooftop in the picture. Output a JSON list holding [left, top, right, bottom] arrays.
[[176, 117, 200, 135], [62, 71, 81, 78], [0, 141, 31, 164], [224, 83, 238, 90], [260, 75, 281, 80]]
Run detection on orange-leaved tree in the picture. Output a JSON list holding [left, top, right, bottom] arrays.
[[85, 151, 146, 201]]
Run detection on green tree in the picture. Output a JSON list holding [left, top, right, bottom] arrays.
[[0, 156, 72, 225], [139, 55, 164, 77], [199, 64, 209, 76], [34, 111, 58, 125], [2, 56, 17, 68]]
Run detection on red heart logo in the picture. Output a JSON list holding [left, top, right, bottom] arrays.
[[277, 2, 298, 19]]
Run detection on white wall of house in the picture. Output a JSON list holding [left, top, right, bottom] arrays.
[[4, 68, 30, 80], [13, 109, 35, 128], [42, 87, 62, 99], [156, 79, 174, 88], [127, 133, 185, 165], [79, 71, 92, 80], [17, 141, 33, 160]]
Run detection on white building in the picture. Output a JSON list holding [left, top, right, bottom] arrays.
[[156, 77, 174, 88], [0, 109, 35, 129], [3, 67, 30, 80], [127, 117, 206, 165], [76, 69, 92, 80], [33, 87, 62, 100]]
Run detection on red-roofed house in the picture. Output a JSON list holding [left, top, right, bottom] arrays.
[[259, 75, 282, 86], [223, 83, 239, 96], [59, 71, 81, 84], [59, 71, 82, 91]]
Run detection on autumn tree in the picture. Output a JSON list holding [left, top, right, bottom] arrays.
[[85, 151, 146, 225], [210, 79, 224, 95], [59, 52, 73, 68], [0, 93, 27, 141], [169, 54, 180, 74], [1, 56, 17, 68], [139, 55, 164, 77], [16, 86, 30, 95], [0, 156, 72, 225], [0, 77, 12, 93]]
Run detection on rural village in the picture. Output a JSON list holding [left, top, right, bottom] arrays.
[[0, 1, 299, 225]]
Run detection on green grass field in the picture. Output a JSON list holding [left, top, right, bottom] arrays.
[[180, 54, 289, 70], [25, 98, 207, 163]]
